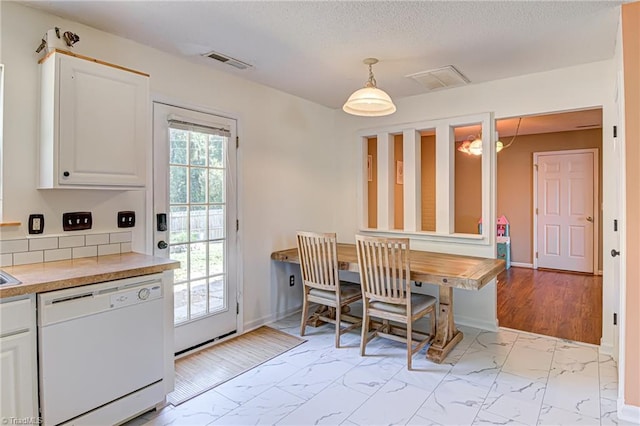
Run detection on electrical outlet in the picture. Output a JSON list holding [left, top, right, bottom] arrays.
[[62, 212, 92, 231], [117, 211, 136, 228], [289, 275, 295, 287], [28, 214, 45, 234]]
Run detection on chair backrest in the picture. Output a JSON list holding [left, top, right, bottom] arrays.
[[296, 231, 340, 291], [355, 235, 411, 304]]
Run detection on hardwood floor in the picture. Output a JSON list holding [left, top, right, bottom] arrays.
[[497, 267, 602, 345]]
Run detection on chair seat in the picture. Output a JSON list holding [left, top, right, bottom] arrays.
[[309, 283, 361, 302], [369, 294, 436, 316]]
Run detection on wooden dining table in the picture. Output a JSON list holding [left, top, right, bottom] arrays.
[[271, 243, 506, 363]]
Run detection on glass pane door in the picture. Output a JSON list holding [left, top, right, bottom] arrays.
[[153, 103, 237, 353]]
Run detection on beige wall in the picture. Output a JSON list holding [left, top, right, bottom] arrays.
[[496, 129, 603, 267], [367, 138, 377, 228], [421, 135, 436, 232], [623, 0, 640, 409], [394, 135, 404, 230], [455, 149, 483, 234], [449, 128, 603, 265]]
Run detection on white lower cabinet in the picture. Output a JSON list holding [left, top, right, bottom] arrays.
[[0, 296, 38, 420]]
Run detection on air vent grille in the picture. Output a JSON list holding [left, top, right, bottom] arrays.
[[203, 50, 252, 70], [406, 65, 470, 92]]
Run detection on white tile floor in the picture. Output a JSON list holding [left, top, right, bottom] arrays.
[[126, 313, 630, 426]]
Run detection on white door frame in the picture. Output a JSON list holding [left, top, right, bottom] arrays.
[[148, 95, 244, 341], [533, 148, 599, 273]]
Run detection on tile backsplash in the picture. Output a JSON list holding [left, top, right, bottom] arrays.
[[0, 231, 132, 267]]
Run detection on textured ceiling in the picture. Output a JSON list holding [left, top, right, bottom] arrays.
[[23, 0, 622, 111]]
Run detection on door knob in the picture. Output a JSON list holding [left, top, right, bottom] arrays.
[[611, 249, 620, 257], [586, 216, 593, 222], [157, 240, 168, 250]]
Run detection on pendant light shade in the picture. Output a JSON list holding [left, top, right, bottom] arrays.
[[343, 58, 396, 117]]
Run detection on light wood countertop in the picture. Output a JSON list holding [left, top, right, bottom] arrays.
[[272, 243, 505, 291], [0, 252, 180, 298]]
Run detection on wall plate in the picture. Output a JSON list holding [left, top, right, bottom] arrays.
[[28, 214, 45, 234], [117, 211, 136, 228], [62, 212, 92, 231]]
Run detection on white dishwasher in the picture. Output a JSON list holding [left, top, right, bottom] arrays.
[[38, 274, 165, 426]]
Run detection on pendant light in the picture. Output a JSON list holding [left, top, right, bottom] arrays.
[[343, 58, 396, 117], [457, 118, 522, 155]]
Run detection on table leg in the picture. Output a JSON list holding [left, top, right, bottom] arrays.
[[427, 286, 463, 363]]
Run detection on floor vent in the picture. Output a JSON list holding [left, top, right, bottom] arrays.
[[406, 65, 470, 92], [203, 51, 252, 70]]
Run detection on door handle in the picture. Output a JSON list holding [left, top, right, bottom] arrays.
[[586, 216, 593, 223], [157, 241, 168, 250], [611, 249, 620, 257]]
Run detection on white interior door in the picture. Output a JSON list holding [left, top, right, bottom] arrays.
[[535, 150, 597, 273], [153, 102, 238, 353]]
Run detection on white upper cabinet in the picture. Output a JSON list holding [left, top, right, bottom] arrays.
[[39, 50, 149, 189]]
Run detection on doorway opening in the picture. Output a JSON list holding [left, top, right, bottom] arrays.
[[493, 108, 604, 345]]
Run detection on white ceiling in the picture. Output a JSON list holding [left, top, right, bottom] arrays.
[[24, 0, 622, 112]]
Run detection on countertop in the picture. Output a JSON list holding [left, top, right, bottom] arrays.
[[0, 252, 180, 298]]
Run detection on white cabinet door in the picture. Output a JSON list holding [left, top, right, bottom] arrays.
[[0, 331, 35, 419], [39, 51, 149, 188]]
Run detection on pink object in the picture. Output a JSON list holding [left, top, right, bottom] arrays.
[[496, 215, 509, 236]]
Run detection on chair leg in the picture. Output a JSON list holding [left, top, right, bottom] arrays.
[[335, 302, 342, 348], [360, 308, 369, 356], [430, 309, 436, 342], [407, 319, 413, 370], [300, 292, 309, 337]]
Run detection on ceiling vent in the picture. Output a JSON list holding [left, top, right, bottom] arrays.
[[406, 65, 470, 92], [203, 50, 252, 70]]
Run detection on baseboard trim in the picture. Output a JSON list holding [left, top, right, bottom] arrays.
[[510, 262, 533, 268], [245, 306, 302, 331], [618, 400, 640, 424], [599, 341, 614, 356], [455, 315, 499, 332]]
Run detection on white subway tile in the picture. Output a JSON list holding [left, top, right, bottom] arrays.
[[44, 248, 72, 263], [29, 237, 58, 251], [59, 235, 85, 248], [120, 242, 132, 253], [0, 254, 13, 267], [98, 244, 121, 256], [0, 239, 28, 254], [13, 251, 44, 266], [110, 231, 132, 244], [86, 233, 109, 246], [72, 246, 97, 259]]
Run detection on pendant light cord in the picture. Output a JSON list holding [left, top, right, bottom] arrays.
[[366, 63, 377, 88], [502, 117, 522, 149]]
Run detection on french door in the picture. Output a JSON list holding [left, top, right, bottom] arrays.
[[153, 102, 238, 353]]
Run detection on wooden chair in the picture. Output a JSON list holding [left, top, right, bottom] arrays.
[[355, 235, 437, 369], [297, 231, 362, 347]]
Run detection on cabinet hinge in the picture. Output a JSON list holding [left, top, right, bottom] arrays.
[[613, 126, 617, 138], [535, 252, 538, 259], [236, 219, 239, 232], [613, 312, 617, 325], [236, 302, 239, 315], [236, 136, 239, 148], [614, 219, 618, 232], [535, 208, 538, 215]]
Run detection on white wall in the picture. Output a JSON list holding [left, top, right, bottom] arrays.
[[334, 60, 618, 338], [0, 2, 620, 343], [0, 2, 338, 329]]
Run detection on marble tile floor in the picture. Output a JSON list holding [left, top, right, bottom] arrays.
[[125, 313, 631, 426]]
